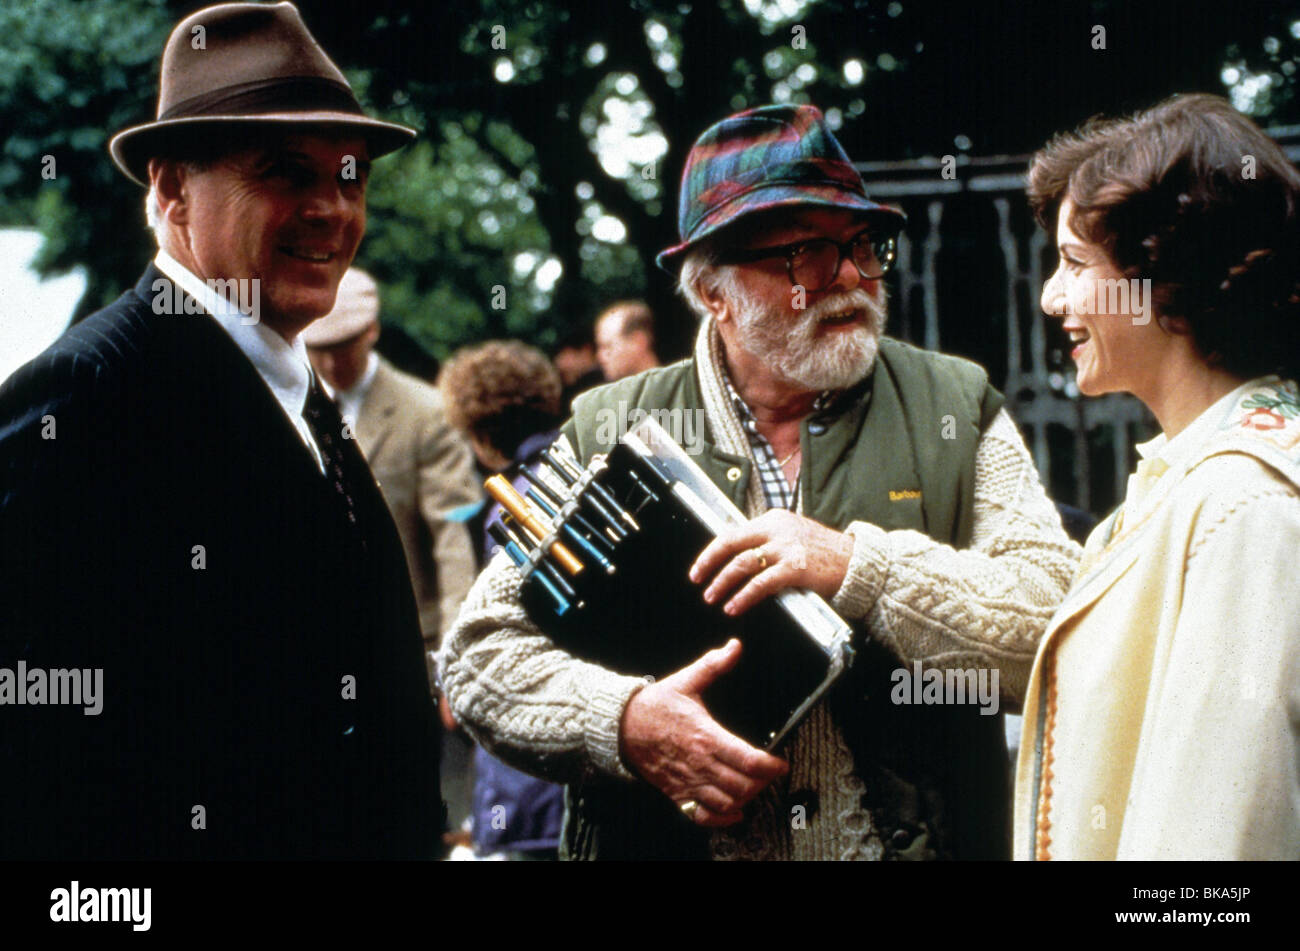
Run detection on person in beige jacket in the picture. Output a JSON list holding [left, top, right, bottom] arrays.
[[1015, 93, 1300, 860], [304, 269, 481, 694]]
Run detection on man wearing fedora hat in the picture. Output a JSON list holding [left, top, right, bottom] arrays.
[[0, 3, 443, 858], [439, 104, 1080, 860]]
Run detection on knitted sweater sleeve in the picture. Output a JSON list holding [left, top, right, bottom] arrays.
[[830, 408, 1081, 703], [435, 549, 649, 784]]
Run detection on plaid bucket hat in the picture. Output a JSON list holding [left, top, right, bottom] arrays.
[[656, 104, 905, 271]]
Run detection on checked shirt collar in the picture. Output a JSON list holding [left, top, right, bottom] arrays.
[[719, 370, 835, 511]]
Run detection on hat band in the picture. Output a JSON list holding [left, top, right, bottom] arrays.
[[686, 158, 868, 236], [158, 76, 363, 121]]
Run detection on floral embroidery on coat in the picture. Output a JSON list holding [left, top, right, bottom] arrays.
[[1237, 383, 1300, 431]]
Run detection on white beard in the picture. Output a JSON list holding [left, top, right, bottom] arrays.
[[726, 283, 887, 392]]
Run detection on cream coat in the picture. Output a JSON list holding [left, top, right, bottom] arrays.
[[1014, 377, 1300, 860]]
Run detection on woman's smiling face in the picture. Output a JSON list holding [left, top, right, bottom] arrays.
[[1041, 196, 1166, 397]]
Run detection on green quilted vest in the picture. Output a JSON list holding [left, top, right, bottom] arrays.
[[558, 337, 1008, 860]]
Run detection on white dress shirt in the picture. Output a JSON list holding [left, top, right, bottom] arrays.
[[326, 351, 379, 435], [153, 250, 325, 473]]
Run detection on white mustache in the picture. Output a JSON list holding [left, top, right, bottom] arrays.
[[805, 289, 877, 321], [791, 289, 886, 340]]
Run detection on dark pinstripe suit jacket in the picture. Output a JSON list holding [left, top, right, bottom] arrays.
[[0, 266, 442, 859]]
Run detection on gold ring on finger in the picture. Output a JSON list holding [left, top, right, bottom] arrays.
[[756, 550, 768, 570], [679, 799, 699, 820]]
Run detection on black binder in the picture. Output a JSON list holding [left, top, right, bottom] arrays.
[[497, 418, 854, 750]]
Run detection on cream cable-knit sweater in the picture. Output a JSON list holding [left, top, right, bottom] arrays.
[[437, 321, 1080, 860]]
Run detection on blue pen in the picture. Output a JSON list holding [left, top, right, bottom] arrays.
[[489, 522, 572, 616], [539, 449, 632, 539], [525, 488, 617, 575], [498, 514, 584, 608], [520, 467, 618, 553]]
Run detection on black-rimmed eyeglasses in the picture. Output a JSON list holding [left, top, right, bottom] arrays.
[[716, 226, 899, 291]]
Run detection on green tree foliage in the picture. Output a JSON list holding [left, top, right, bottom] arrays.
[[4, 0, 1300, 360], [0, 0, 173, 315]]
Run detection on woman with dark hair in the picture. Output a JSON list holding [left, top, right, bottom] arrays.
[[1014, 94, 1300, 860]]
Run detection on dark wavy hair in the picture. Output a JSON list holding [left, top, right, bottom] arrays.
[[1028, 93, 1300, 381], [438, 340, 563, 459]]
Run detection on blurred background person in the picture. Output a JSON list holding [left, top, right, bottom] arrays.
[[552, 327, 604, 408], [373, 322, 442, 384], [305, 268, 481, 681], [440, 340, 566, 509], [437, 339, 567, 859], [594, 299, 660, 381], [1016, 93, 1300, 860]]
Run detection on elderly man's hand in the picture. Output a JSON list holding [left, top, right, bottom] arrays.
[[620, 639, 788, 826], [689, 509, 854, 616]]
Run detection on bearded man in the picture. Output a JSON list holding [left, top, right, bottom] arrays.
[[438, 104, 1080, 860]]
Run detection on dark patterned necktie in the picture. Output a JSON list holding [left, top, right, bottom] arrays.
[[302, 375, 363, 543]]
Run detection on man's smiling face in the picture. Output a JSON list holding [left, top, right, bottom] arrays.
[[169, 132, 370, 337]]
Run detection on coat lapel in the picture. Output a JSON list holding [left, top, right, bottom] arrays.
[[356, 360, 399, 461], [676, 359, 752, 510], [138, 264, 334, 494], [1037, 520, 1141, 654]]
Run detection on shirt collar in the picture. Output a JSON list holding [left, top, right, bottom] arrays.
[[153, 249, 315, 417], [1127, 377, 1277, 511], [1136, 377, 1276, 470], [330, 351, 380, 402], [720, 369, 833, 434]]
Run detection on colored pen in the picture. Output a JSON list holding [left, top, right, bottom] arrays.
[[497, 514, 583, 606], [488, 522, 572, 616], [541, 450, 638, 536], [520, 467, 618, 550], [485, 475, 584, 576], [525, 487, 616, 574], [626, 468, 662, 505]]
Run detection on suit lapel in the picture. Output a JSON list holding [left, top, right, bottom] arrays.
[[356, 360, 399, 461], [140, 264, 330, 493]]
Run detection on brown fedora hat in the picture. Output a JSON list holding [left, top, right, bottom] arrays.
[[109, 1, 415, 185]]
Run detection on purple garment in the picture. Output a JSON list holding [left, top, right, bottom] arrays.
[[473, 428, 565, 855], [471, 747, 564, 854]]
